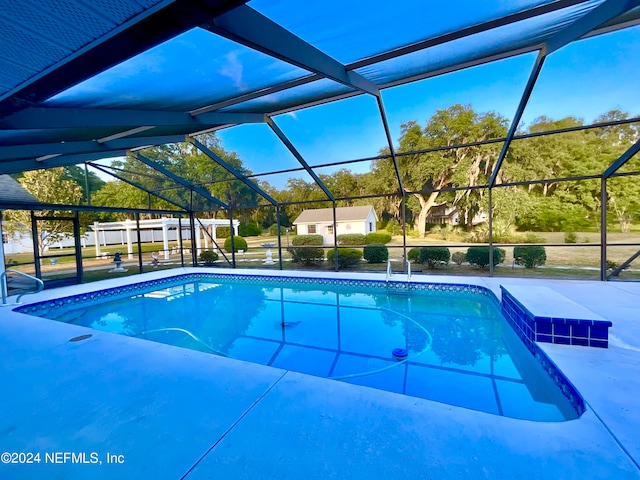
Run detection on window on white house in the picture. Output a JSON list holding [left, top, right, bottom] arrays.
[[2, 233, 7, 244], [308, 225, 317, 233], [327, 225, 333, 234]]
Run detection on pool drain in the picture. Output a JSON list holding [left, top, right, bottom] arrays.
[[392, 347, 408, 359]]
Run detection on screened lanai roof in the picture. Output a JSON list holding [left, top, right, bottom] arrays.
[[0, 0, 639, 210]]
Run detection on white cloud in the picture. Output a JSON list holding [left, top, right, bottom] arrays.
[[219, 51, 247, 90]]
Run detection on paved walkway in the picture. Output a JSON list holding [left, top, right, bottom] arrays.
[[0, 268, 638, 479]]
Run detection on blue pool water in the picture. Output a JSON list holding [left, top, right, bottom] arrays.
[[25, 274, 578, 421]]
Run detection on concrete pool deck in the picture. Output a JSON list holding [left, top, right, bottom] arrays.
[[0, 267, 638, 479]]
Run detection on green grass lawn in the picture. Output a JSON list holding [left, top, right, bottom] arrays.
[[5, 232, 640, 285]]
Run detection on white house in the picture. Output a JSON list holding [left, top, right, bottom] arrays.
[[426, 204, 487, 226], [293, 205, 378, 245]]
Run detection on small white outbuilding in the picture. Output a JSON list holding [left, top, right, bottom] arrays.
[[293, 205, 377, 245]]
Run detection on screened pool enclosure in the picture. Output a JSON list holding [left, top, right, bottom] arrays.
[[1, 0, 640, 290]]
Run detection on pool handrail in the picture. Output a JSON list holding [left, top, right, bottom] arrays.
[[1, 269, 44, 305]]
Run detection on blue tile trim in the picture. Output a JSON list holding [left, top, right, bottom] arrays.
[[15, 273, 498, 317], [500, 289, 586, 416]]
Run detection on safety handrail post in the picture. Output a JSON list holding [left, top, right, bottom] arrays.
[[1, 269, 44, 305]]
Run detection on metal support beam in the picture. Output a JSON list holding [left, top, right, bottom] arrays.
[[131, 151, 229, 209], [88, 162, 189, 211], [545, 0, 640, 55], [187, 137, 278, 205], [332, 202, 339, 272], [276, 205, 283, 270], [356, 1, 592, 71], [206, 5, 379, 96], [376, 96, 404, 193], [0, 150, 130, 174], [84, 163, 91, 206], [604, 138, 640, 178], [30, 211, 41, 280], [73, 211, 84, 283], [377, 95, 407, 268], [178, 216, 185, 267], [229, 210, 236, 268], [489, 188, 494, 276], [191, 0, 588, 116], [135, 214, 143, 274], [191, 75, 317, 116], [0, 108, 265, 130], [489, 52, 545, 187], [265, 116, 334, 201], [189, 212, 197, 266], [0, 135, 187, 162], [600, 177, 608, 281], [608, 249, 640, 279], [0, 0, 249, 117]]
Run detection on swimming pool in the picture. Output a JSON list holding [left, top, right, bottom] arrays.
[[18, 273, 580, 421]]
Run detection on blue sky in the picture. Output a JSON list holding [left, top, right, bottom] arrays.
[[87, 23, 640, 189], [215, 25, 640, 189]]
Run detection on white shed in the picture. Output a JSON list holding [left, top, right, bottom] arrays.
[[293, 206, 378, 245]]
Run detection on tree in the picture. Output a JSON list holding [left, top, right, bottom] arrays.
[[5, 168, 83, 256], [91, 133, 261, 216], [384, 105, 508, 236]]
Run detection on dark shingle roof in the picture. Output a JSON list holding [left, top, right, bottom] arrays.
[[293, 206, 376, 224], [0, 175, 39, 204]]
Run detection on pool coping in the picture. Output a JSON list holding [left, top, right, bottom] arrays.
[[1, 268, 639, 478]]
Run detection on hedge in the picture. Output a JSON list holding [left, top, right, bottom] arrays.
[[363, 244, 388, 263], [198, 250, 219, 265], [466, 246, 503, 269], [224, 236, 248, 253], [337, 233, 365, 245], [239, 223, 261, 237], [288, 247, 325, 265], [419, 247, 451, 268], [364, 231, 392, 244], [451, 251, 466, 265], [291, 234, 324, 246], [407, 247, 421, 263], [327, 248, 362, 269], [513, 245, 547, 268]]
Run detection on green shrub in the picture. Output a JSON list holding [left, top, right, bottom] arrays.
[[565, 231, 577, 243], [513, 245, 547, 269], [198, 250, 219, 265], [337, 233, 366, 245], [365, 232, 392, 244], [224, 236, 248, 253], [407, 229, 420, 238], [466, 246, 503, 269], [288, 247, 325, 265], [239, 223, 262, 237], [291, 234, 324, 246], [419, 247, 451, 268], [385, 219, 403, 236], [216, 226, 231, 238], [407, 247, 421, 263], [268, 224, 279, 236], [451, 251, 466, 265], [327, 248, 362, 269], [522, 232, 546, 244], [363, 244, 388, 263]]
